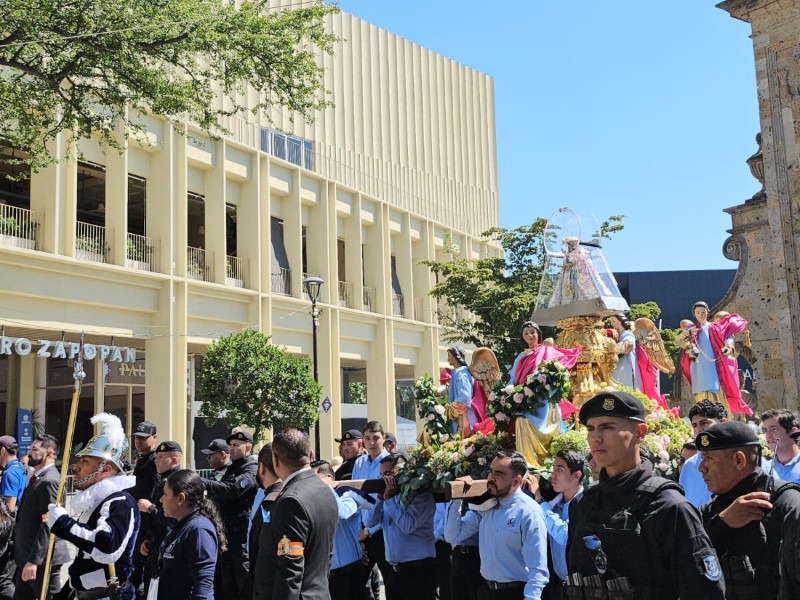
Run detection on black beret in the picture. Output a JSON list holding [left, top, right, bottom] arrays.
[[157, 440, 182, 453], [579, 391, 646, 425], [226, 430, 253, 444], [335, 429, 363, 443], [696, 421, 760, 451]]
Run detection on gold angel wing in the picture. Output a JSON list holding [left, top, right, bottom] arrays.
[[633, 318, 675, 374], [469, 347, 501, 396]]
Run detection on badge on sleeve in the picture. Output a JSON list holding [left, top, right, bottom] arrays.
[[277, 536, 290, 556], [702, 555, 721, 581]]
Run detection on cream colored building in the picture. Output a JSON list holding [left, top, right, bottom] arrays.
[[0, 6, 499, 463]]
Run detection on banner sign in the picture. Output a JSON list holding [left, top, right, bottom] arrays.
[[15, 408, 33, 457], [0, 336, 137, 363]]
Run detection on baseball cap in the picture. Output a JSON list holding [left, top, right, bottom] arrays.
[[384, 433, 397, 444], [201, 439, 230, 454], [133, 421, 157, 437], [335, 429, 363, 443], [0, 436, 17, 451]]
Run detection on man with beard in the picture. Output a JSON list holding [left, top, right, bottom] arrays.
[[201, 439, 232, 482], [12, 435, 69, 600], [334, 430, 363, 482], [447, 451, 549, 600], [47, 413, 140, 600]]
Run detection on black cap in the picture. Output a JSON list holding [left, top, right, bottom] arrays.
[[579, 391, 646, 425], [201, 439, 230, 454], [696, 421, 760, 451], [384, 433, 397, 444], [226, 431, 253, 444], [335, 429, 363, 443], [156, 441, 182, 453], [133, 421, 157, 437]]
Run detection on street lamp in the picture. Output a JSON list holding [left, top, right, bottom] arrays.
[[303, 276, 324, 458]]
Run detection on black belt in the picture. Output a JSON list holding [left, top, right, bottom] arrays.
[[454, 545, 479, 555], [391, 557, 434, 572], [485, 581, 525, 590]]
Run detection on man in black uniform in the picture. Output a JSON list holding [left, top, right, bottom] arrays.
[[129, 421, 158, 594], [334, 429, 363, 481], [201, 438, 232, 481], [205, 430, 258, 600], [566, 391, 725, 599], [697, 421, 800, 599]]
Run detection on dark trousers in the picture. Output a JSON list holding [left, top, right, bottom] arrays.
[[390, 558, 437, 600], [361, 532, 391, 599], [12, 565, 61, 600], [330, 561, 363, 600], [435, 541, 452, 600], [477, 582, 524, 600], [451, 546, 482, 600], [220, 543, 249, 600]]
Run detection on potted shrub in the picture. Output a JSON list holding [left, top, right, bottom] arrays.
[[75, 235, 105, 262], [126, 238, 152, 270]]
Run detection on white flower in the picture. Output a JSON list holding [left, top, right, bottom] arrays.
[[488, 392, 496, 402], [523, 387, 534, 397], [477, 457, 487, 466], [439, 434, 450, 442], [536, 373, 548, 384], [656, 463, 669, 472], [427, 414, 435, 421], [544, 384, 551, 390], [504, 384, 515, 394], [658, 450, 669, 460], [496, 411, 508, 421], [451, 452, 460, 462], [513, 393, 524, 404], [465, 446, 475, 457], [434, 404, 446, 415]]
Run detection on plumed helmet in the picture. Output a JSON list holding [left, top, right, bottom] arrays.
[[76, 412, 128, 471]]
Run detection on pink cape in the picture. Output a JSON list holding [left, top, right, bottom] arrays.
[[635, 342, 667, 409], [514, 344, 582, 422], [471, 382, 495, 435], [679, 314, 752, 416]]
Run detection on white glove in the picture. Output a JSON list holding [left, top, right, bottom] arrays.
[[342, 490, 373, 510], [47, 504, 67, 529]]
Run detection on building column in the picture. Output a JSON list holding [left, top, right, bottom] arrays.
[[105, 119, 128, 267]]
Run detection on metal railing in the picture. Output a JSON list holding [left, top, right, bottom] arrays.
[[260, 129, 314, 171], [271, 267, 291, 296], [392, 293, 405, 318], [226, 255, 247, 288], [413, 297, 423, 322], [363, 286, 376, 312], [75, 222, 108, 263], [338, 281, 353, 308], [187, 246, 211, 282], [0, 204, 37, 250], [436, 299, 462, 325], [126, 232, 154, 271]]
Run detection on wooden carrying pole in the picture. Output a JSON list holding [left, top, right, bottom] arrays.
[[39, 337, 85, 600]]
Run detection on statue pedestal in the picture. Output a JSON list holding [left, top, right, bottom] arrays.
[[555, 316, 618, 407]]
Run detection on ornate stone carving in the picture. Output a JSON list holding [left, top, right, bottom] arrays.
[[745, 133, 766, 202], [555, 316, 618, 407]]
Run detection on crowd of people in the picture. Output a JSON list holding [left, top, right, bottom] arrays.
[[0, 389, 797, 599]]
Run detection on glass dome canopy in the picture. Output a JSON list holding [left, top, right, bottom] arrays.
[[533, 208, 629, 325]]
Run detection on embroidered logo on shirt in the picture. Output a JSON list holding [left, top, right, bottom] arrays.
[[506, 517, 516, 527], [702, 555, 721, 581]]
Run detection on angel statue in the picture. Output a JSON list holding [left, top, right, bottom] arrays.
[[609, 314, 673, 408], [679, 301, 753, 416], [468, 347, 500, 436], [445, 346, 499, 437], [445, 347, 474, 436], [509, 321, 581, 467]]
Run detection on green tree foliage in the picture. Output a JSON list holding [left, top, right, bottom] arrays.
[[198, 329, 321, 441], [348, 382, 367, 405], [423, 216, 624, 373], [629, 301, 661, 322], [0, 0, 338, 171]]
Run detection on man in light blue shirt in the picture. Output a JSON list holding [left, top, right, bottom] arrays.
[[314, 461, 363, 600], [367, 454, 436, 600], [538, 449, 584, 594], [761, 408, 800, 483], [680, 400, 727, 507], [446, 451, 549, 600]]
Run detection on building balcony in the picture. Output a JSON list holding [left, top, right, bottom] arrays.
[[363, 287, 376, 313], [338, 281, 353, 308], [126, 233, 154, 272], [187, 246, 211, 282], [392, 293, 405, 318], [76, 222, 108, 263], [271, 267, 291, 296], [0, 204, 37, 251], [226, 256, 247, 288]]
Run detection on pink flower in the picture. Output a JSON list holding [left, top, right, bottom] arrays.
[[536, 373, 548, 384], [495, 411, 508, 421], [451, 452, 460, 462], [513, 393, 524, 404], [465, 446, 475, 457], [504, 384, 515, 394], [434, 404, 446, 415], [523, 387, 534, 397], [427, 414, 435, 421], [488, 392, 496, 402]]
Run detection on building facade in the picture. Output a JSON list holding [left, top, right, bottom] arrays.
[[0, 5, 500, 462]]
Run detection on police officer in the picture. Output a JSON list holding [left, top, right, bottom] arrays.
[[201, 438, 232, 481], [697, 421, 800, 599], [205, 430, 258, 600], [334, 429, 363, 481], [566, 391, 725, 599]]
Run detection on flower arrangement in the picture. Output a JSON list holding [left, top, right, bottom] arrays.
[[395, 432, 514, 502], [487, 360, 572, 432], [413, 374, 451, 444]]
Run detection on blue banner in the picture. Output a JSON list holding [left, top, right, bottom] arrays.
[[15, 408, 33, 457]]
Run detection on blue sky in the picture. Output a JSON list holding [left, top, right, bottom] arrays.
[[336, 1, 760, 273]]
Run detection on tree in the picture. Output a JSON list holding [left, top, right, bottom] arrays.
[[198, 329, 321, 441], [423, 216, 624, 374], [0, 0, 338, 171], [629, 301, 661, 322]]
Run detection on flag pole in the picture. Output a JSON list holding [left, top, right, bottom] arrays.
[[39, 334, 85, 600]]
